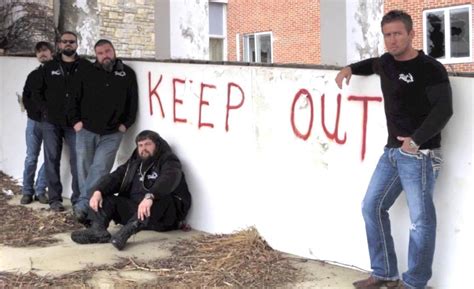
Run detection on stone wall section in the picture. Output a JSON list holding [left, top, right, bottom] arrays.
[[98, 0, 155, 58]]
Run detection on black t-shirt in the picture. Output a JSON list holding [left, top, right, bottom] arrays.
[[350, 51, 453, 149], [61, 60, 75, 74]]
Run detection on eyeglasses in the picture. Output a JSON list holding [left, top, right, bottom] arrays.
[[61, 40, 76, 44]]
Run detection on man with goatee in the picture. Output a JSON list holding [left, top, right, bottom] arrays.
[[71, 130, 191, 251], [32, 31, 91, 212], [68, 39, 138, 224]]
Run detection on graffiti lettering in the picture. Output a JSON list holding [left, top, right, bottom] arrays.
[[148, 72, 245, 132], [290, 89, 314, 141], [172, 78, 187, 124], [199, 83, 216, 129], [148, 72, 164, 117], [321, 93, 346, 144], [347, 95, 383, 160], [226, 82, 245, 132]]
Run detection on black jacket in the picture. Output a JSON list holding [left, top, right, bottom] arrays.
[[95, 134, 191, 221], [22, 66, 43, 121], [31, 54, 92, 126], [69, 59, 138, 135], [350, 51, 453, 149]]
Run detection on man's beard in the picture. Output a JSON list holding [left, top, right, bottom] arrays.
[[101, 59, 115, 72], [62, 48, 76, 57], [139, 150, 156, 167]]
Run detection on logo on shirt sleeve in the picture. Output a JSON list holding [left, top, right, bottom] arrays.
[[399, 73, 414, 83]]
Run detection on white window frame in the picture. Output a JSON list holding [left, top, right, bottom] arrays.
[[243, 32, 273, 63], [209, 0, 227, 61], [423, 4, 472, 64]]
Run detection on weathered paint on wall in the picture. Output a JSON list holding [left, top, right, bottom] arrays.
[[346, 0, 384, 64], [0, 56, 472, 288]]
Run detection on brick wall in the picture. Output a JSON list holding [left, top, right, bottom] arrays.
[[98, 0, 155, 58], [385, 0, 474, 73], [227, 0, 320, 64]]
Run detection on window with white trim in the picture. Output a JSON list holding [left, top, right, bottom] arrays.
[[243, 32, 273, 63], [209, 1, 227, 61], [423, 5, 472, 64]]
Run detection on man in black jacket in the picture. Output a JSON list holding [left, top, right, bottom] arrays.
[[32, 31, 92, 212], [335, 10, 452, 289], [71, 130, 192, 251], [20, 41, 54, 205], [69, 39, 138, 223]]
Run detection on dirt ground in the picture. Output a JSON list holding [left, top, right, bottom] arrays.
[[0, 174, 369, 288]]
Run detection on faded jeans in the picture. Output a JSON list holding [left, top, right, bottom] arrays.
[[22, 118, 47, 196], [41, 121, 80, 204], [74, 129, 123, 212], [362, 147, 442, 289]]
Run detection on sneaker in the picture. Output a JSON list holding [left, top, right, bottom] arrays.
[[50, 201, 65, 212], [353, 276, 399, 289], [20, 195, 33, 204], [35, 194, 49, 204]]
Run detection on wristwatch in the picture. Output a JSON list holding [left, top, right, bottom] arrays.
[[409, 139, 419, 149], [144, 193, 155, 201]]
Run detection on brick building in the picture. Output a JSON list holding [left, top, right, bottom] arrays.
[[226, 0, 320, 64], [385, 0, 473, 73], [226, 0, 473, 73]]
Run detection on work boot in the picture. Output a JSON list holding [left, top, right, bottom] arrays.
[[35, 194, 49, 204], [71, 227, 111, 244], [20, 195, 33, 204], [71, 210, 111, 244], [73, 206, 90, 227], [353, 276, 399, 289], [110, 219, 144, 251], [50, 201, 65, 212]]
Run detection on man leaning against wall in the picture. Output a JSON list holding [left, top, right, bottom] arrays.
[[335, 10, 453, 289], [20, 41, 54, 206], [68, 39, 138, 225], [31, 31, 92, 212]]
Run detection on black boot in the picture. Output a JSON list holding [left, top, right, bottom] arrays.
[[110, 219, 145, 251], [71, 210, 111, 244]]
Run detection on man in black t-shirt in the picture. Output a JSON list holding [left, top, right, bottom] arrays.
[[336, 10, 452, 289]]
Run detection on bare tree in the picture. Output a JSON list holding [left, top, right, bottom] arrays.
[[0, 1, 56, 54]]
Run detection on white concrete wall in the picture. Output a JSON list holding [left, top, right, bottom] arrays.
[[1, 56, 472, 289], [155, 0, 209, 60]]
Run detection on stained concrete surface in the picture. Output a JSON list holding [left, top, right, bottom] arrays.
[[1, 195, 369, 288]]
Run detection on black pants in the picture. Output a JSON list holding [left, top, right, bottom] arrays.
[[99, 194, 184, 232]]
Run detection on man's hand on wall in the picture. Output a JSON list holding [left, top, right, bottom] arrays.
[[335, 66, 352, 89]]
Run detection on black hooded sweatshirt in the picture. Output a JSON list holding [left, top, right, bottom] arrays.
[[31, 53, 92, 126], [94, 132, 191, 222], [68, 59, 138, 135]]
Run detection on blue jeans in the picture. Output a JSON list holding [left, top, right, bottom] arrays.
[[22, 118, 47, 196], [75, 129, 123, 211], [41, 121, 80, 204], [362, 147, 442, 289]]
